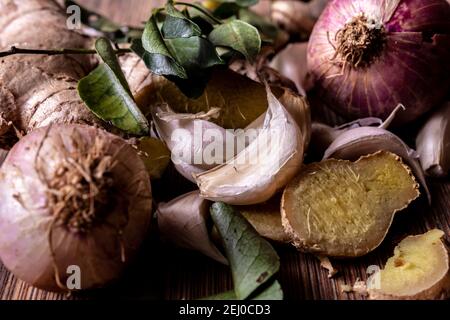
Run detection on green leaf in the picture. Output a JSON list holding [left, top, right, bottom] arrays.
[[210, 203, 280, 300], [165, 36, 224, 72], [253, 281, 283, 300], [212, 3, 240, 19], [94, 38, 131, 94], [139, 17, 187, 78], [238, 8, 279, 41], [209, 20, 261, 62], [203, 280, 283, 300], [162, 1, 201, 38], [78, 64, 149, 135], [215, 0, 259, 7]]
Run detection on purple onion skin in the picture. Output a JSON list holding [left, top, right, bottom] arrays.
[[307, 0, 450, 124]]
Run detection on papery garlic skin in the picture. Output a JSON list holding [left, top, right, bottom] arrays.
[[416, 102, 450, 177], [194, 88, 306, 205], [157, 191, 227, 264]]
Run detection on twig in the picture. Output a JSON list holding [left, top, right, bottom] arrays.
[[0, 46, 131, 58]]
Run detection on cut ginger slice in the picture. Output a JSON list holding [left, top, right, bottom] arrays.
[[369, 229, 450, 300], [240, 194, 289, 243], [281, 151, 420, 257]]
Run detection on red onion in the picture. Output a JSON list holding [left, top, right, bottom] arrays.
[[307, 0, 450, 124], [0, 125, 152, 292]]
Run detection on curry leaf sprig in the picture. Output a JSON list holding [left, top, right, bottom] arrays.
[[131, 0, 261, 98]]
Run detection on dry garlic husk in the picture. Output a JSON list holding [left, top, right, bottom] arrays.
[[369, 229, 450, 300], [239, 193, 289, 243], [195, 86, 309, 205], [157, 191, 227, 264], [416, 102, 450, 177], [281, 151, 420, 257]]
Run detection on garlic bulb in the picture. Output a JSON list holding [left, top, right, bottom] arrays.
[[194, 86, 308, 205], [416, 102, 450, 177], [157, 191, 227, 264]]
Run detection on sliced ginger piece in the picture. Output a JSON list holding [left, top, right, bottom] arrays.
[[281, 151, 420, 257], [239, 194, 289, 243], [143, 68, 278, 129], [369, 229, 450, 300]]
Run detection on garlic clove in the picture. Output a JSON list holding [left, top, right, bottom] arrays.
[[151, 104, 260, 182], [157, 191, 228, 265], [151, 104, 231, 182], [270, 42, 310, 95], [416, 102, 450, 177], [194, 86, 307, 205]]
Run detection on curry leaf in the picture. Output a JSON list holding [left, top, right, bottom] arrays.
[[78, 65, 149, 135], [95, 38, 131, 94], [214, 0, 259, 7], [165, 36, 224, 71], [139, 16, 187, 78], [238, 8, 280, 41], [162, 1, 201, 38], [78, 40, 150, 136], [208, 20, 261, 62], [210, 202, 280, 300], [204, 280, 283, 300]]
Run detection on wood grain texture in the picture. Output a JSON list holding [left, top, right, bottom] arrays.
[[1, 0, 449, 301]]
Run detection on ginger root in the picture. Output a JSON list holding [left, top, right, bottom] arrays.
[[239, 194, 290, 243], [0, 0, 155, 148], [369, 229, 450, 300], [281, 151, 420, 257], [0, 0, 98, 142]]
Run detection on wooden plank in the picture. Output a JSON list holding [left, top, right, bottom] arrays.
[[1, 0, 449, 301]]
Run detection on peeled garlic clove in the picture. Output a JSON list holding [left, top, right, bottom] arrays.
[[323, 126, 431, 203], [157, 191, 227, 265], [194, 86, 306, 205], [416, 102, 450, 177]]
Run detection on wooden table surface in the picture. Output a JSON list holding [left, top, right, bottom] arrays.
[[0, 0, 449, 300]]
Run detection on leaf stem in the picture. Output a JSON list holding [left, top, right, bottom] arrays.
[[0, 46, 132, 58], [174, 1, 223, 25]]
